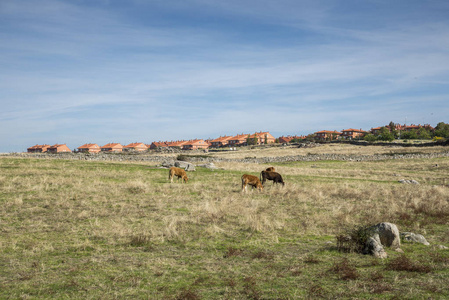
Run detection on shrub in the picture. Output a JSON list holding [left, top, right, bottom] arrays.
[[329, 258, 359, 280], [385, 255, 432, 273], [337, 225, 372, 253], [364, 134, 377, 142]]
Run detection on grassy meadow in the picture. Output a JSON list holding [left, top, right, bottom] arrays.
[[1, 145, 448, 299]]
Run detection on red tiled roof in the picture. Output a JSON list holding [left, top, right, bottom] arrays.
[[341, 128, 366, 133], [78, 143, 100, 149], [101, 143, 123, 148], [124, 142, 147, 148]]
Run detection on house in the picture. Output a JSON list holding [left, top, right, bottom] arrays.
[[77, 143, 101, 153], [210, 136, 233, 148], [278, 135, 305, 143], [27, 144, 50, 153], [371, 124, 404, 135], [167, 140, 188, 149], [402, 124, 434, 132], [340, 129, 367, 140], [249, 131, 276, 145], [149, 141, 170, 149], [314, 130, 341, 140], [100, 143, 123, 152], [182, 139, 209, 150], [47, 144, 72, 153], [370, 126, 383, 135], [123, 142, 148, 152], [228, 134, 249, 146]]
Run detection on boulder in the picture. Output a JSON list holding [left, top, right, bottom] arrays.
[[363, 235, 387, 259], [197, 162, 218, 170], [161, 160, 175, 168], [361, 222, 401, 258], [369, 222, 401, 250], [399, 179, 419, 184], [400, 232, 430, 246], [175, 160, 196, 171]]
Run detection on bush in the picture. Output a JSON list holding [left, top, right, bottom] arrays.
[[364, 134, 377, 142], [385, 255, 432, 273], [336, 225, 372, 253]]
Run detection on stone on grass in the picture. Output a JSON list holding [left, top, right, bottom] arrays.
[[198, 162, 218, 170], [363, 235, 387, 259], [400, 232, 430, 246], [175, 160, 196, 171], [369, 222, 401, 250], [399, 179, 419, 184], [362, 222, 401, 259]]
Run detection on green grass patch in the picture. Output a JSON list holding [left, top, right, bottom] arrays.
[[1, 155, 448, 299]]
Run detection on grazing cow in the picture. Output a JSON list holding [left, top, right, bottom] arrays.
[[260, 171, 285, 186], [241, 174, 264, 192], [169, 167, 188, 183], [265, 167, 275, 172]]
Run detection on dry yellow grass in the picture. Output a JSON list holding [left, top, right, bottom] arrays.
[[1, 145, 448, 299]]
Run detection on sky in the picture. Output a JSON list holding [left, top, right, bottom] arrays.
[[1, 0, 449, 152]]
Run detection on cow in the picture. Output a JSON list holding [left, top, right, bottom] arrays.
[[169, 167, 188, 183], [265, 167, 275, 172], [260, 170, 285, 186], [241, 174, 264, 192]]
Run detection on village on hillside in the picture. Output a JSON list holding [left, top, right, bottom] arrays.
[[26, 122, 448, 153]]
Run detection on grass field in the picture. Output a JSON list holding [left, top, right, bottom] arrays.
[[1, 145, 448, 299]]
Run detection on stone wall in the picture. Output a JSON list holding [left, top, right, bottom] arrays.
[[4, 150, 449, 165]]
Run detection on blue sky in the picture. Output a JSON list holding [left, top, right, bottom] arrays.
[[1, 0, 448, 152]]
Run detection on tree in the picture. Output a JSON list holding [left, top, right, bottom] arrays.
[[378, 127, 394, 141], [388, 121, 398, 139], [246, 134, 258, 145], [434, 122, 449, 138], [417, 127, 431, 139], [402, 129, 418, 140]]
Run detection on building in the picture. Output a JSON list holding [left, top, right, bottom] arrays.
[[228, 134, 249, 146], [47, 144, 72, 153], [249, 131, 276, 145], [123, 142, 148, 152], [314, 130, 341, 140], [77, 143, 101, 153], [149, 141, 170, 149], [101, 143, 123, 152], [340, 129, 367, 140], [167, 140, 188, 149], [27, 144, 50, 153], [182, 139, 209, 150], [278, 135, 306, 143], [402, 124, 434, 132], [210, 136, 233, 148]]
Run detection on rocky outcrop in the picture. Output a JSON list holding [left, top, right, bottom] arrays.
[[363, 222, 401, 258]]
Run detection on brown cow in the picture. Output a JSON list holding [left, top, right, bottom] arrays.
[[265, 167, 275, 172], [260, 170, 284, 186], [241, 174, 263, 192], [169, 167, 188, 183]]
